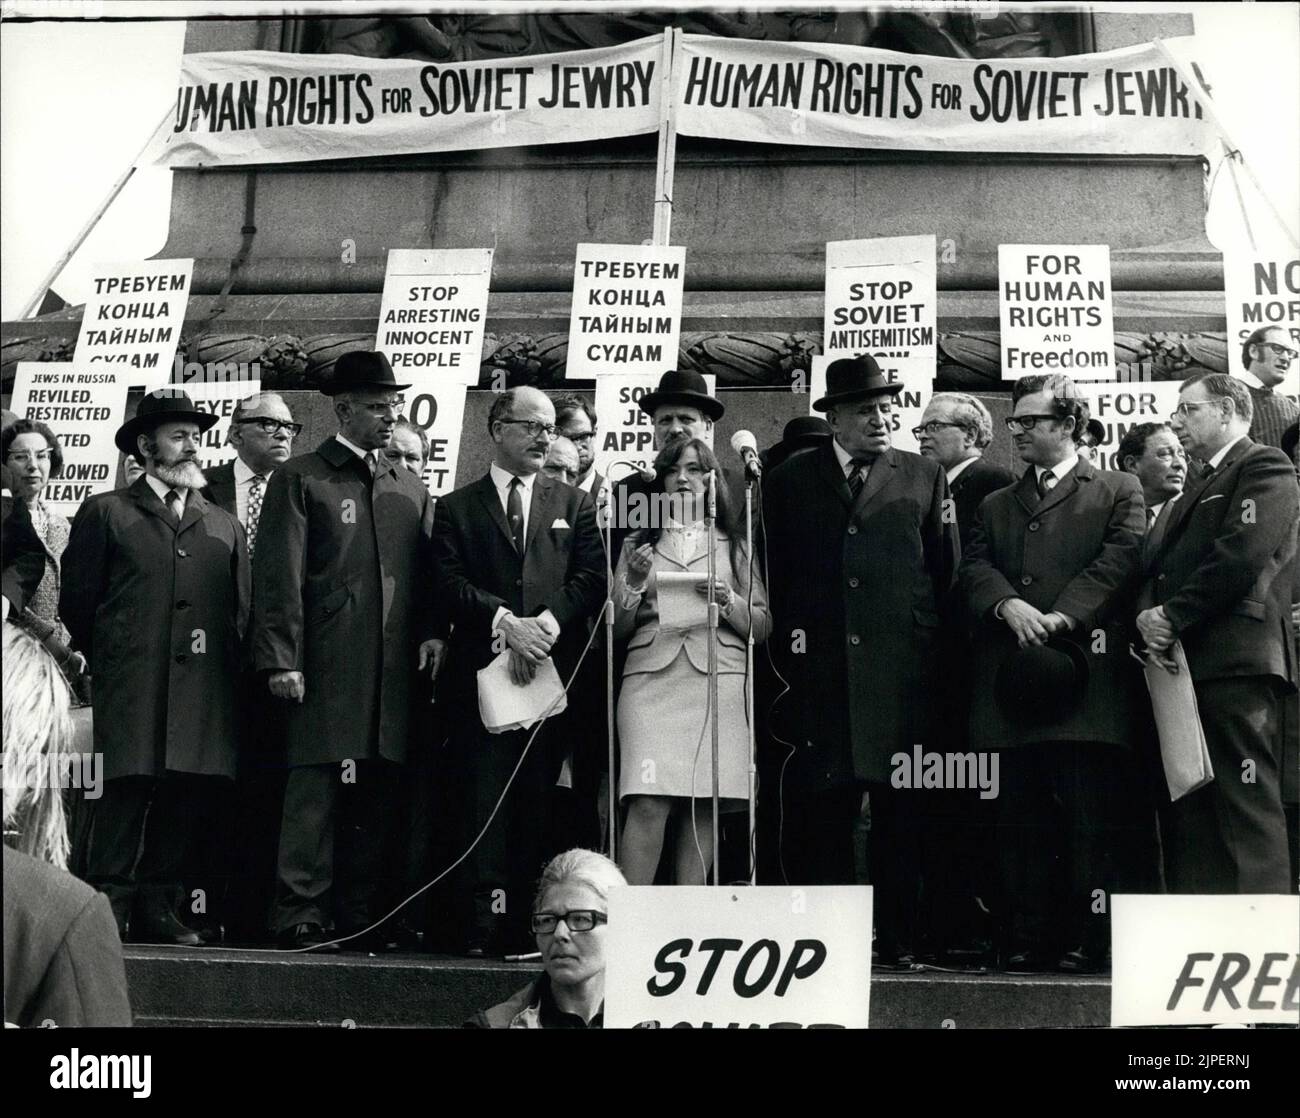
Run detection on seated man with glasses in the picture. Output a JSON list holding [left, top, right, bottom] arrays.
[[466, 848, 626, 1028]]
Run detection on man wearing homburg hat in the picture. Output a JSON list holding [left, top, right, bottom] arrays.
[[960, 373, 1148, 974], [60, 388, 251, 944], [763, 355, 959, 964], [251, 351, 439, 950]]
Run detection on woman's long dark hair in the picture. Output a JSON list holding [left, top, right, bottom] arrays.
[[630, 437, 750, 579]]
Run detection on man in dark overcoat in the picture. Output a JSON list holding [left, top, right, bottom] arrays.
[[60, 388, 250, 944], [251, 352, 439, 950], [763, 356, 959, 964], [961, 373, 1147, 974]]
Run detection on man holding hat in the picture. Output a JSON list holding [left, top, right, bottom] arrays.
[[251, 351, 440, 950], [763, 355, 959, 965], [960, 373, 1148, 974], [60, 388, 251, 944]]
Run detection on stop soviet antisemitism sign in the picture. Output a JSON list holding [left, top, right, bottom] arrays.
[[604, 886, 873, 1029]]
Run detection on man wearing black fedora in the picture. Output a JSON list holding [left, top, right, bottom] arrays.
[[763, 355, 959, 965], [960, 373, 1148, 974], [251, 351, 440, 950], [60, 387, 251, 944], [760, 415, 832, 474], [607, 369, 724, 558]]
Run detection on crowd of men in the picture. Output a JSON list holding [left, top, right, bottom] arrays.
[[6, 322, 1296, 972]]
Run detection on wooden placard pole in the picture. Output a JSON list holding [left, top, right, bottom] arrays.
[[651, 27, 681, 247]]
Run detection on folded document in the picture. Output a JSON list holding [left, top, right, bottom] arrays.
[[1141, 640, 1213, 802], [477, 650, 568, 734]]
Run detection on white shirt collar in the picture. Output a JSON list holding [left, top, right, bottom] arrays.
[[233, 455, 270, 484], [946, 455, 980, 484], [1036, 452, 1079, 484], [334, 434, 371, 462], [490, 462, 537, 492], [576, 469, 596, 493], [144, 473, 187, 511], [1237, 370, 1269, 392], [832, 439, 856, 473], [1207, 434, 1247, 471]]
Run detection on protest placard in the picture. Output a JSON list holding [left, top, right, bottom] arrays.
[[1223, 251, 1299, 395], [375, 249, 492, 388], [999, 244, 1115, 380], [676, 36, 1211, 156], [605, 885, 873, 1029], [1074, 380, 1182, 471], [1111, 894, 1299, 1027], [73, 259, 193, 386], [823, 235, 936, 453], [10, 362, 130, 517], [157, 37, 661, 167], [183, 377, 264, 476], [398, 381, 468, 499], [566, 244, 686, 381], [594, 372, 715, 484]]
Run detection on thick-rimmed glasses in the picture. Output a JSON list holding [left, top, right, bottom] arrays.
[[234, 418, 303, 437], [530, 909, 607, 934], [563, 430, 596, 445], [1258, 342, 1298, 360], [1004, 414, 1058, 433], [497, 419, 559, 439]]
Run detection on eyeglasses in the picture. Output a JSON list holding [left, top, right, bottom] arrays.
[[1004, 414, 1058, 432], [357, 397, 406, 416], [530, 909, 607, 935], [910, 421, 965, 438], [563, 431, 596, 444], [234, 418, 303, 437], [1259, 343, 1298, 360], [1169, 401, 1216, 420], [5, 449, 52, 464], [497, 419, 559, 440]]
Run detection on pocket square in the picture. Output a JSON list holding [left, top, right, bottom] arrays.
[[551, 518, 571, 529]]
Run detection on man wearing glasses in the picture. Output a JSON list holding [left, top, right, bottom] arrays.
[[960, 373, 1147, 973], [551, 393, 605, 503], [432, 386, 604, 956], [252, 351, 440, 951], [1236, 325, 1299, 451]]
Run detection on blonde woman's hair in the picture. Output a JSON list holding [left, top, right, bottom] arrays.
[[3, 624, 74, 868], [532, 848, 628, 912]]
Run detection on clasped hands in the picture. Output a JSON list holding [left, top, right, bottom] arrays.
[[999, 598, 1074, 649], [500, 612, 559, 686]]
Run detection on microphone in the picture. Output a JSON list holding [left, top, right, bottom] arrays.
[[730, 430, 762, 480], [608, 459, 656, 485]]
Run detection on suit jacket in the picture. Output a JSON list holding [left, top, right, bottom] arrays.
[[1141, 437, 1298, 686], [251, 437, 436, 767], [3, 847, 132, 1027], [960, 460, 1145, 750], [432, 471, 605, 707], [202, 459, 238, 518], [60, 477, 250, 780], [613, 527, 770, 676], [948, 456, 1016, 555], [764, 442, 959, 789]]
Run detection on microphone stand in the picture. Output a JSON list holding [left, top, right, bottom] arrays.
[[744, 470, 757, 886], [706, 469, 721, 886]]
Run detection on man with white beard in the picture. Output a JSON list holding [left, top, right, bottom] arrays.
[[61, 389, 250, 945]]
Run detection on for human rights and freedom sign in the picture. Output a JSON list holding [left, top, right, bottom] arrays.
[[1223, 251, 1300, 395], [156, 37, 662, 167], [1074, 381, 1182, 471], [675, 36, 1212, 156], [605, 886, 873, 1029]]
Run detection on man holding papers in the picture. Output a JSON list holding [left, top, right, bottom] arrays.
[[1138, 373, 1298, 895], [432, 387, 604, 956]]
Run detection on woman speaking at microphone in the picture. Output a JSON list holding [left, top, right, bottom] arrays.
[[612, 438, 770, 885]]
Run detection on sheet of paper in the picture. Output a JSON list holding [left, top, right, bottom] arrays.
[[656, 571, 708, 632], [476, 651, 568, 734], [1142, 640, 1213, 801]]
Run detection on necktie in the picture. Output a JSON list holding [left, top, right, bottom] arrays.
[[165, 488, 182, 525], [847, 459, 870, 500], [1145, 505, 1158, 533], [246, 474, 265, 557], [364, 451, 378, 478], [507, 476, 525, 553], [1036, 470, 1057, 501]]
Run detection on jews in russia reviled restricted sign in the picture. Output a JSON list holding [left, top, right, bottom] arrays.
[[605, 886, 873, 1029], [72, 258, 193, 385], [375, 249, 493, 388], [998, 244, 1115, 379], [566, 243, 686, 380], [1223, 251, 1300, 395], [10, 362, 131, 517], [822, 234, 937, 454]]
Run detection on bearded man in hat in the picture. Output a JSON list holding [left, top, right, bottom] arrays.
[[960, 373, 1148, 974], [251, 351, 439, 951], [763, 355, 959, 965], [59, 388, 251, 944]]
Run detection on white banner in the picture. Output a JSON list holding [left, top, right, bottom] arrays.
[[185, 378, 263, 476], [10, 362, 130, 517], [677, 36, 1212, 156], [999, 244, 1115, 380], [156, 38, 662, 167], [73, 259, 193, 386], [1074, 381, 1181, 472], [402, 380, 468, 500], [823, 235, 936, 453], [594, 372, 714, 484], [566, 244, 686, 380], [605, 885, 873, 1029], [1223, 252, 1300, 395], [1111, 894, 1299, 1027], [376, 249, 492, 388]]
